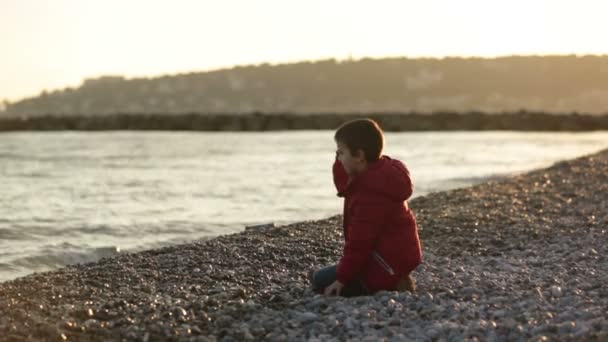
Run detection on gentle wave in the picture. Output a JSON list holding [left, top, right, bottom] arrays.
[[0, 244, 122, 281], [11, 243, 122, 269]]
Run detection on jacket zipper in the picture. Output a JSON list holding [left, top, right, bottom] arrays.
[[373, 251, 396, 276]]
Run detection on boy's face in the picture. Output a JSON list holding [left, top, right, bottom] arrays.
[[336, 141, 366, 176]]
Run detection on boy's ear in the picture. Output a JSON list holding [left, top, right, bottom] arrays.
[[355, 149, 366, 161]]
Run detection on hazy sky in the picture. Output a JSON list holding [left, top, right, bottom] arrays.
[[1, 0, 607, 102]]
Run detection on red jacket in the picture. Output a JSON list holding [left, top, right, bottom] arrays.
[[333, 156, 422, 292]]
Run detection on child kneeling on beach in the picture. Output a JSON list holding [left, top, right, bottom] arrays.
[[311, 119, 422, 297]]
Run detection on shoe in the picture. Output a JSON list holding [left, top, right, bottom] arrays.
[[397, 273, 416, 293]]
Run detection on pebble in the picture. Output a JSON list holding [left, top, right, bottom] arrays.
[[550, 285, 563, 297], [298, 312, 318, 323]]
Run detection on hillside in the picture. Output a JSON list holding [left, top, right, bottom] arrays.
[[3, 55, 608, 116]]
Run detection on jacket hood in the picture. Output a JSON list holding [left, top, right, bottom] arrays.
[[354, 155, 413, 202]]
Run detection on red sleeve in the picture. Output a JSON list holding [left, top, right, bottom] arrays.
[[332, 159, 348, 197], [336, 199, 386, 284]]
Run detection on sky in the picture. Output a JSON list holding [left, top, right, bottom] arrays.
[[1, 0, 607, 103]]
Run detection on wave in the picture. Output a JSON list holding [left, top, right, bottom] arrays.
[[0, 227, 35, 240], [445, 173, 513, 184], [11, 243, 121, 270]]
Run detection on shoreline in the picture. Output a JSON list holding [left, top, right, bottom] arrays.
[[1, 149, 607, 340]]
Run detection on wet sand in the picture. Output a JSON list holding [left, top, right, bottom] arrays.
[[1, 148, 607, 341]]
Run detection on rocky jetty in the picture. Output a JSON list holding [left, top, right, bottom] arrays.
[[1, 149, 607, 341], [1, 112, 608, 132]]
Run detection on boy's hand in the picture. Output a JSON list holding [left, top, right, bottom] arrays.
[[324, 280, 344, 296]]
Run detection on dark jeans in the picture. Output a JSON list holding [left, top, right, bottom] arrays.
[[310, 265, 370, 297]]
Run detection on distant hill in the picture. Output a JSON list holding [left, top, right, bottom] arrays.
[[3, 55, 608, 116]]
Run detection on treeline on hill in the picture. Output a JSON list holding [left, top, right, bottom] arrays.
[[3, 55, 608, 116], [1, 112, 607, 131]]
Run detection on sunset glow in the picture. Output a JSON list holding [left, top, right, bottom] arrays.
[[1, 0, 607, 101]]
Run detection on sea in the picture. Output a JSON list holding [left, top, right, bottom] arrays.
[[1, 130, 607, 281]]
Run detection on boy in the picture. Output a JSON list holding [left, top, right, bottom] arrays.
[[311, 119, 422, 297]]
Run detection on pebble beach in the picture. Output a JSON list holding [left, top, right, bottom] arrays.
[[1, 149, 607, 341]]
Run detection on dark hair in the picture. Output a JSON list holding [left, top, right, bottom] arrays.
[[334, 118, 384, 163]]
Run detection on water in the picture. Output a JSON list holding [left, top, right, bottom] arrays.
[[1, 131, 607, 281]]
